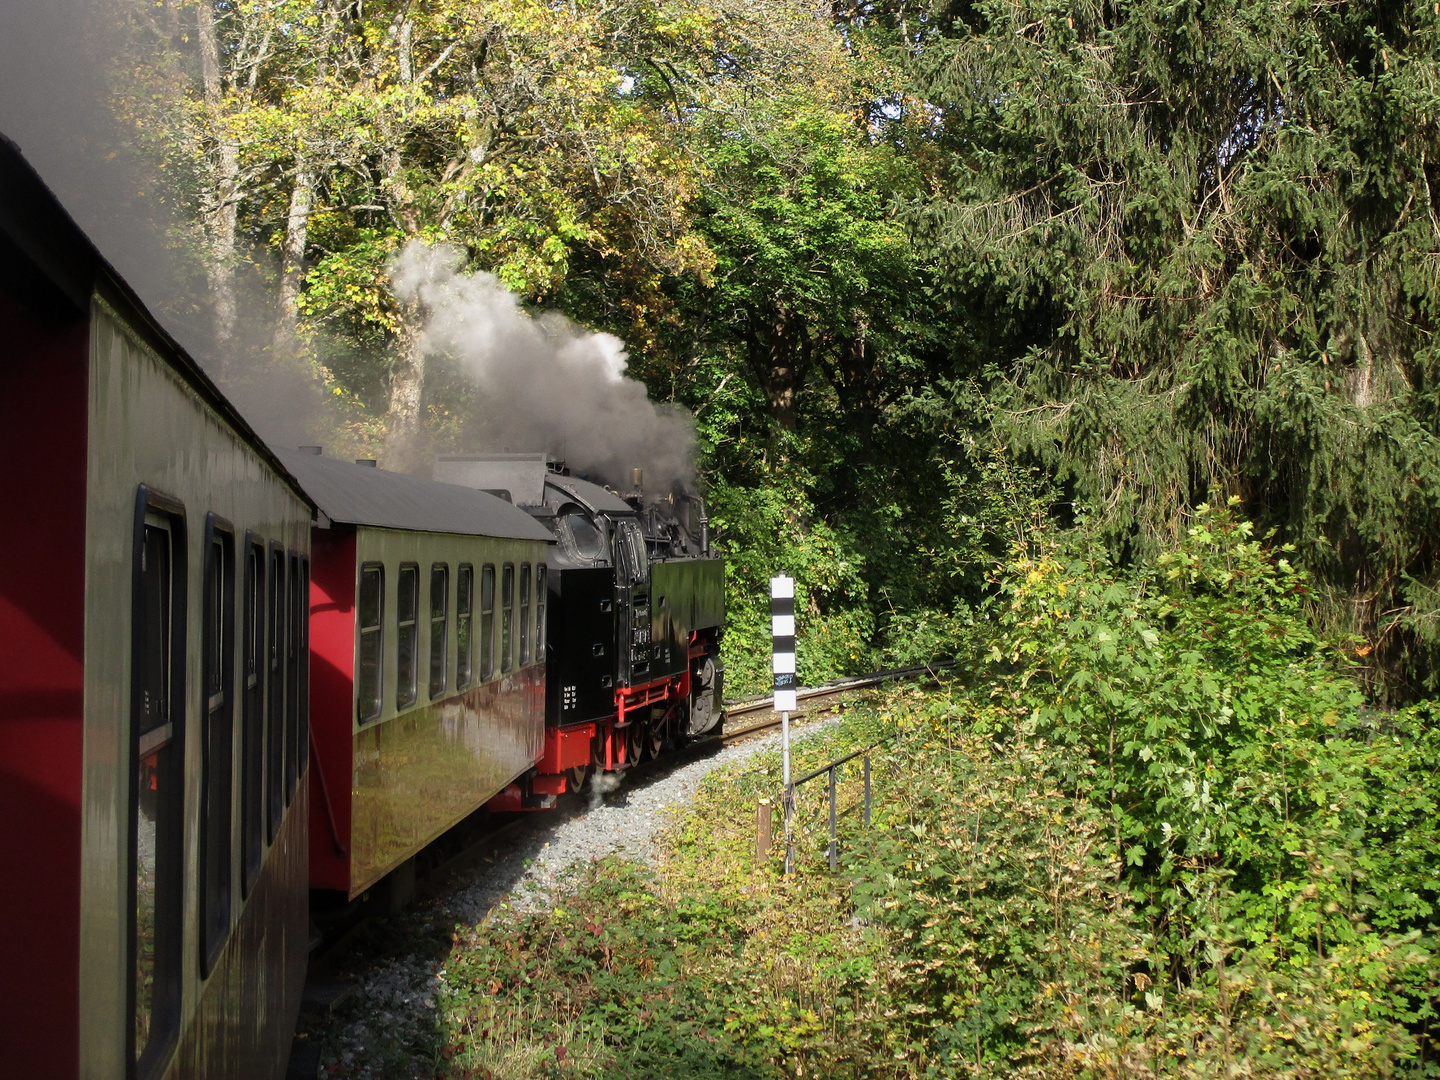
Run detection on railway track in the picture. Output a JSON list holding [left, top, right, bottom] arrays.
[[718, 661, 952, 742]]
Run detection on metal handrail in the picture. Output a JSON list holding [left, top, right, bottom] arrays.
[[791, 745, 869, 787], [785, 746, 873, 872]]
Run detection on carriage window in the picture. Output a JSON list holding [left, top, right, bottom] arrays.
[[456, 564, 474, 689], [298, 556, 310, 774], [429, 563, 449, 699], [200, 519, 234, 975], [266, 547, 284, 841], [501, 563, 515, 672], [519, 562, 532, 665], [479, 564, 496, 681], [285, 552, 300, 804], [131, 501, 184, 1073], [536, 564, 547, 661], [241, 539, 264, 894], [357, 564, 383, 723], [397, 563, 419, 709]]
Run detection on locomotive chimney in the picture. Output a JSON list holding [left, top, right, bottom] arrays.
[[631, 467, 643, 496]]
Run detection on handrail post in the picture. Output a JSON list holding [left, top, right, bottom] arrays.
[[828, 765, 837, 871], [863, 754, 871, 827]]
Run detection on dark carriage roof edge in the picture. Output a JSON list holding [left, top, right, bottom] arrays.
[[0, 131, 315, 510], [274, 449, 554, 542]]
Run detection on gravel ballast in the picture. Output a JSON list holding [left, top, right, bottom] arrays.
[[315, 719, 836, 1079]]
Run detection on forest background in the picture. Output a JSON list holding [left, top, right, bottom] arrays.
[[6, 2, 1440, 1073], [5, 0, 1440, 698]]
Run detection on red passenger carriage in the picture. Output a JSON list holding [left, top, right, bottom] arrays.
[[276, 449, 553, 902], [0, 134, 313, 1080]]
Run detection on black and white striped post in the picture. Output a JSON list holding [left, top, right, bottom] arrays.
[[771, 575, 797, 873]]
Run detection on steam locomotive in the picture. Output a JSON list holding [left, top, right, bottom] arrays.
[[435, 455, 724, 795], [0, 132, 725, 1080]]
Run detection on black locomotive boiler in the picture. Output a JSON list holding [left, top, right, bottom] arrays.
[[434, 455, 725, 792]]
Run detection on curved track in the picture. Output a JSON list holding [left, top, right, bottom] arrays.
[[719, 661, 952, 742]]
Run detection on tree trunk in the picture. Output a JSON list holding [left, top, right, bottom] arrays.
[[276, 157, 316, 349], [379, 105, 427, 470], [757, 304, 799, 436], [197, 0, 239, 357], [382, 301, 427, 473], [398, 17, 413, 84]]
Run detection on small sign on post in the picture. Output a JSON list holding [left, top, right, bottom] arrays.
[[771, 575, 796, 873]]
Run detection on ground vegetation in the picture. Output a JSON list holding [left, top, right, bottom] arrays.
[[410, 509, 1440, 1078]]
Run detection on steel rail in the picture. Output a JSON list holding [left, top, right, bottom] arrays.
[[723, 661, 952, 719]]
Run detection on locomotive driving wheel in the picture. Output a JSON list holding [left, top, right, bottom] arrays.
[[565, 763, 590, 794], [624, 717, 644, 765], [648, 705, 675, 760]]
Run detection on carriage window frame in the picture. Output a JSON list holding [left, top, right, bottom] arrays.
[[479, 564, 496, 681], [429, 563, 449, 700], [298, 555, 310, 775], [536, 564, 548, 663], [284, 551, 301, 805], [199, 514, 235, 977], [501, 563, 515, 673], [519, 562, 532, 666], [265, 544, 285, 842], [356, 563, 384, 724], [240, 535, 265, 896], [456, 564, 474, 689], [396, 562, 419, 710], [128, 487, 186, 1080]]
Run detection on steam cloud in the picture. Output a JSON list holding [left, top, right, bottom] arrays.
[[588, 769, 623, 810], [0, 0, 329, 450], [391, 241, 696, 494]]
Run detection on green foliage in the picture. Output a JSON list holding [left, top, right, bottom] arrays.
[[709, 478, 877, 695], [901, 0, 1440, 698], [872, 503, 1440, 1073]]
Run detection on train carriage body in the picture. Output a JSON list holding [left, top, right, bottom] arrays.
[[0, 136, 312, 1080], [278, 450, 553, 899]]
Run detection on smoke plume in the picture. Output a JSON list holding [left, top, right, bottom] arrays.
[[391, 241, 696, 494], [0, 0, 330, 450]]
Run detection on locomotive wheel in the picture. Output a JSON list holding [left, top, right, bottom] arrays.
[[624, 719, 644, 765], [565, 764, 590, 794], [688, 652, 720, 736]]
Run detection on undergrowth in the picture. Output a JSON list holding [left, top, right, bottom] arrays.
[[429, 503, 1440, 1078]]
